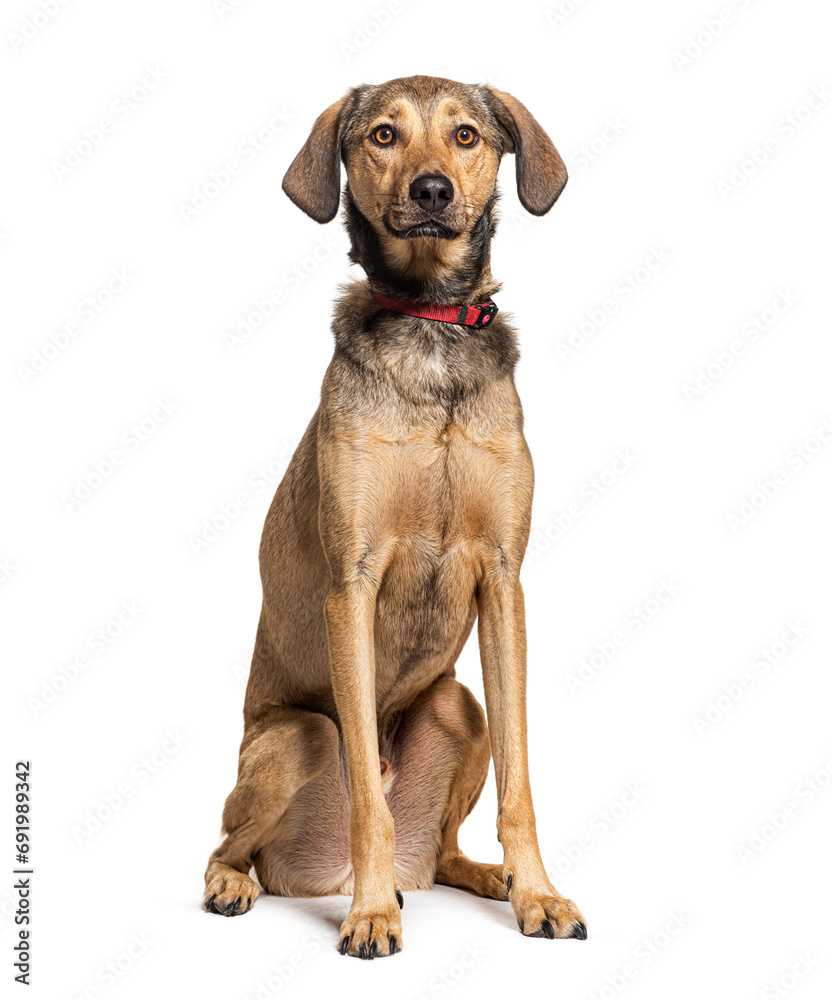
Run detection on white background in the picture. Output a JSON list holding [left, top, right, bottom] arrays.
[[3, 0, 831, 997]]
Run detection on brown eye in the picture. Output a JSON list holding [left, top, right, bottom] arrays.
[[456, 127, 478, 146], [373, 126, 395, 145]]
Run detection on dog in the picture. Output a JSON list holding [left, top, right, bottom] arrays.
[[203, 74, 586, 959]]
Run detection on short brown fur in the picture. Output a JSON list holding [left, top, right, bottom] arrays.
[[204, 74, 585, 958]]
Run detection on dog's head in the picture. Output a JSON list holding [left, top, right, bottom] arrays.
[[282, 75, 566, 261]]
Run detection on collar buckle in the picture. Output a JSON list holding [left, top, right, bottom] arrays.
[[470, 300, 498, 328]]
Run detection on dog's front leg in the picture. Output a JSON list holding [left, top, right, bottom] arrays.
[[477, 568, 587, 940], [325, 579, 402, 958]]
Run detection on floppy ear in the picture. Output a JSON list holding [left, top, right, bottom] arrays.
[[282, 92, 352, 223], [483, 86, 568, 216]]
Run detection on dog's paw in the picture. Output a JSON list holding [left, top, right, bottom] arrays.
[[338, 898, 403, 958], [436, 853, 509, 900], [204, 871, 259, 917], [508, 880, 586, 940], [477, 863, 511, 901]]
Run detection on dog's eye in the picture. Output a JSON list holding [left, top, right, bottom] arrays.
[[456, 127, 478, 147], [372, 126, 395, 146]]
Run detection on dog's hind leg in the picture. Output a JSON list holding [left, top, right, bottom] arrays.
[[435, 766, 508, 903], [203, 705, 338, 916], [383, 675, 508, 902], [429, 679, 508, 901]]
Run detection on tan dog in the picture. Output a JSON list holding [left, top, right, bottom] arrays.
[[204, 74, 586, 959]]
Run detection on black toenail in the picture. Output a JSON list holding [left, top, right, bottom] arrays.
[[517, 919, 524, 932], [205, 894, 216, 911], [542, 920, 555, 939], [389, 936, 398, 955], [340, 937, 349, 955], [506, 873, 512, 891], [572, 922, 587, 940], [369, 941, 377, 960], [395, 889, 404, 909], [245, 898, 252, 912], [359, 943, 368, 960]]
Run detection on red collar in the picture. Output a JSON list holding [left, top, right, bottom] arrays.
[[369, 288, 498, 329]]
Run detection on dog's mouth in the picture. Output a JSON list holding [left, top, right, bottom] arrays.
[[382, 216, 461, 240]]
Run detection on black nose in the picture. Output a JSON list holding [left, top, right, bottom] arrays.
[[409, 174, 454, 213]]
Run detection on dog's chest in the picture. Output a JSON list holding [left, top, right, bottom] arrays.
[[363, 391, 533, 569], [370, 413, 531, 694], [385, 416, 502, 544]]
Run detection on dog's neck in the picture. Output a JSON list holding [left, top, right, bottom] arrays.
[[343, 189, 502, 306]]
